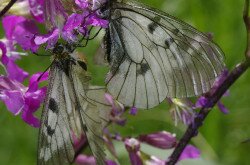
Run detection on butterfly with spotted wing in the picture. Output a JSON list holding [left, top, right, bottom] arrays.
[[37, 43, 109, 165], [99, 0, 225, 109]]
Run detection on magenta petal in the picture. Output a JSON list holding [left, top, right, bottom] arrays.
[[28, 72, 49, 92], [125, 138, 143, 165], [130, 107, 138, 115], [0, 90, 25, 115], [2, 15, 26, 40], [87, 14, 108, 28], [0, 41, 7, 57], [139, 131, 176, 149], [34, 29, 59, 48], [62, 13, 84, 42], [75, 155, 96, 165], [13, 20, 39, 52], [75, 0, 89, 9], [217, 101, 229, 114], [195, 96, 210, 108], [22, 86, 47, 127], [5, 59, 29, 83], [178, 145, 200, 161], [29, 0, 45, 23], [105, 160, 117, 165], [0, 76, 25, 91], [21, 105, 40, 127]]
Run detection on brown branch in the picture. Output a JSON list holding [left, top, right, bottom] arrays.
[[0, 0, 18, 18], [166, 0, 250, 164]]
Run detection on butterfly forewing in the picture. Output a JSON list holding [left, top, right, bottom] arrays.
[[38, 49, 108, 165], [38, 60, 79, 165], [105, 0, 225, 109]]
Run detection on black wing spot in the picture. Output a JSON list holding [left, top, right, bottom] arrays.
[[148, 22, 158, 34], [137, 62, 150, 76], [49, 98, 59, 113], [47, 125, 55, 136], [165, 38, 174, 49], [77, 61, 87, 71], [148, 16, 161, 34]]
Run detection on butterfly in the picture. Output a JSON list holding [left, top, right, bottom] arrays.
[[98, 0, 225, 109], [37, 43, 110, 165]]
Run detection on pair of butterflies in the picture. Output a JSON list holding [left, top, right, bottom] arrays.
[[38, 0, 225, 164]]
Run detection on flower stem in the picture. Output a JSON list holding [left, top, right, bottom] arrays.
[[0, 0, 18, 18]]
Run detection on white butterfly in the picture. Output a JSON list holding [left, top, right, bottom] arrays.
[[100, 0, 225, 109], [37, 43, 109, 165]]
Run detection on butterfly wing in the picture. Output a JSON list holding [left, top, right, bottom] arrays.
[[38, 56, 108, 165], [71, 60, 108, 165], [38, 59, 83, 165], [105, 0, 225, 109]]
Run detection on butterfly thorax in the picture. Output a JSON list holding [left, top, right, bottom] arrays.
[[52, 43, 75, 60]]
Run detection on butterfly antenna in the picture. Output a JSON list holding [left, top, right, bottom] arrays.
[[37, 60, 54, 81]]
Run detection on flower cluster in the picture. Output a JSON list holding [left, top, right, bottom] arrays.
[[0, 0, 108, 127]]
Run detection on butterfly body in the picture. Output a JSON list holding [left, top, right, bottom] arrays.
[[100, 0, 225, 109]]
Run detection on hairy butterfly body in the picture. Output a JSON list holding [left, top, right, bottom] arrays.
[[38, 43, 109, 165], [100, 0, 225, 109]]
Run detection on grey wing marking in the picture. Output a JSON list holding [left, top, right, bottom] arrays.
[[105, 1, 225, 109]]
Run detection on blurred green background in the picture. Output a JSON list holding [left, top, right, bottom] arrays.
[[0, 0, 250, 164]]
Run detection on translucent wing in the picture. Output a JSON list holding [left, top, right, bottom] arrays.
[[38, 60, 81, 165], [70, 58, 109, 165], [38, 54, 108, 165], [105, 0, 225, 109]]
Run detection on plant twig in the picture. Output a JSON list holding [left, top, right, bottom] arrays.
[[166, 0, 250, 164], [0, 0, 18, 18]]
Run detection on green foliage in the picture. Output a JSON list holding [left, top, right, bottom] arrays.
[[0, 0, 250, 164]]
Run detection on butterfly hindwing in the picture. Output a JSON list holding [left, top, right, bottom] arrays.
[[105, 0, 225, 109]]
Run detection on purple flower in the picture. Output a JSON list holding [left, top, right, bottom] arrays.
[[105, 160, 118, 165], [178, 145, 200, 161], [0, 41, 29, 82], [196, 96, 229, 114], [125, 138, 143, 165], [139, 131, 177, 149], [104, 93, 126, 126], [217, 101, 229, 114], [75, 155, 96, 165], [169, 98, 196, 126], [36, 0, 109, 47], [2, 15, 39, 52], [75, 0, 89, 9], [0, 72, 48, 127], [34, 29, 60, 49], [62, 13, 86, 42], [145, 156, 165, 165], [86, 14, 109, 28], [29, 0, 45, 23], [129, 107, 138, 116]]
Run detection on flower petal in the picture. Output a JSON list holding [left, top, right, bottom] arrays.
[[178, 145, 200, 161], [0, 90, 24, 115], [29, 0, 45, 23], [139, 131, 176, 149]]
